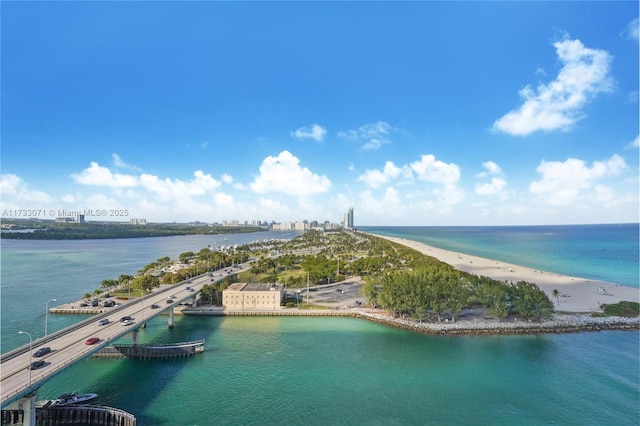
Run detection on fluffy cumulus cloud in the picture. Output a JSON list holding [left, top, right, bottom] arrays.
[[529, 154, 627, 206], [72, 162, 138, 188], [249, 150, 331, 196], [475, 161, 508, 199], [625, 135, 639, 149], [493, 37, 614, 136], [358, 154, 460, 189], [139, 170, 221, 201], [357, 161, 412, 188], [291, 124, 327, 142], [338, 121, 393, 150], [0, 173, 54, 204], [409, 155, 460, 185], [476, 161, 502, 178], [356, 154, 464, 219]]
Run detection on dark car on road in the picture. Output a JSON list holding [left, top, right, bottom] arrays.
[[151, 304, 160, 309], [29, 360, 46, 370], [120, 316, 132, 322], [33, 347, 51, 357]]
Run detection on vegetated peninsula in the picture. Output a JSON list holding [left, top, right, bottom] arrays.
[[74, 229, 639, 336], [0, 220, 265, 240]]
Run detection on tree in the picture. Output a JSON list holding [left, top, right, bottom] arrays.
[[552, 289, 560, 306], [511, 281, 554, 321], [101, 279, 119, 291]]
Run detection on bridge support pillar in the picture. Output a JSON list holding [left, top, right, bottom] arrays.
[[132, 329, 139, 346], [3, 393, 36, 426], [168, 308, 174, 329]]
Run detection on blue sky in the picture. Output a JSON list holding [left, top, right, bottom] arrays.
[[1, 2, 638, 226]]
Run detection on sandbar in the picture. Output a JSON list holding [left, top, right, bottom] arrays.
[[376, 235, 639, 313]]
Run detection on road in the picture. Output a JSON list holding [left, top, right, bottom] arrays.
[[0, 265, 245, 409]]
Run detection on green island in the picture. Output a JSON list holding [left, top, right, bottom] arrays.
[[0, 220, 265, 240], [80, 230, 639, 330]]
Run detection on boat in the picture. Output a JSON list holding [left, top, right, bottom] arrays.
[[53, 391, 98, 406]]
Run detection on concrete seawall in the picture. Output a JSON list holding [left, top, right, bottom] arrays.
[[182, 307, 639, 336]]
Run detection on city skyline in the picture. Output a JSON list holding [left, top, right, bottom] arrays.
[[1, 2, 638, 226]]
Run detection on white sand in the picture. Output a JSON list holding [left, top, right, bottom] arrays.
[[378, 235, 639, 313]]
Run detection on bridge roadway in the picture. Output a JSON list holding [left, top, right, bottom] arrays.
[[1, 264, 246, 409]]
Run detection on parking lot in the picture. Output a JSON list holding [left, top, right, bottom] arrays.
[[292, 279, 364, 309]]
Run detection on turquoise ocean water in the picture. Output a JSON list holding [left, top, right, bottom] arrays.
[[1, 225, 638, 425]]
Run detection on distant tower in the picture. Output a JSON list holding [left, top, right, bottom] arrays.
[[344, 207, 354, 229]]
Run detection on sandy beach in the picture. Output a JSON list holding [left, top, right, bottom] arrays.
[[378, 235, 639, 313]]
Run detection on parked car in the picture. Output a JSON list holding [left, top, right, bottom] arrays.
[[85, 337, 99, 345], [33, 347, 51, 357], [97, 318, 109, 326], [103, 300, 115, 307], [29, 360, 46, 370]]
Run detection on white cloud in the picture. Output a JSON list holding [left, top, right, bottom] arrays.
[[112, 153, 141, 172], [625, 135, 639, 149], [529, 155, 628, 206], [621, 18, 639, 41], [357, 187, 405, 220], [291, 124, 327, 142], [358, 161, 411, 189], [476, 161, 502, 177], [249, 150, 331, 196], [475, 177, 508, 196], [493, 37, 614, 136], [355, 154, 464, 219], [73, 162, 138, 187], [221, 173, 247, 190], [338, 121, 393, 150], [139, 170, 221, 201], [475, 161, 509, 199], [0, 173, 54, 204], [409, 154, 460, 185], [73, 162, 222, 202]]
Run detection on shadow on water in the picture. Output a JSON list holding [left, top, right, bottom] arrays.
[[38, 315, 223, 425]]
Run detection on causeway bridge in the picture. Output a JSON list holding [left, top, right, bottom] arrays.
[[0, 264, 246, 423]]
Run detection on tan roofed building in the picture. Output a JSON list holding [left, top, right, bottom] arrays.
[[222, 283, 283, 310]]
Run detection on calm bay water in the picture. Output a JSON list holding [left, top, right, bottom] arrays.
[[1, 225, 639, 425]]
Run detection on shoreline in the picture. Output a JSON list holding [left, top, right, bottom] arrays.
[[180, 307, 639, 336], [372, 234, 639, 313]]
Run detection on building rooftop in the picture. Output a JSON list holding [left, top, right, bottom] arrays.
[[227, 283, 280, 292]]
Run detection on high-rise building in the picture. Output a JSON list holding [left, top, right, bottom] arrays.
[[343, 207, 354, 229]]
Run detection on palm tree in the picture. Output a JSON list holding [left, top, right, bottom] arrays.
[[552, 289, 560, 306]]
